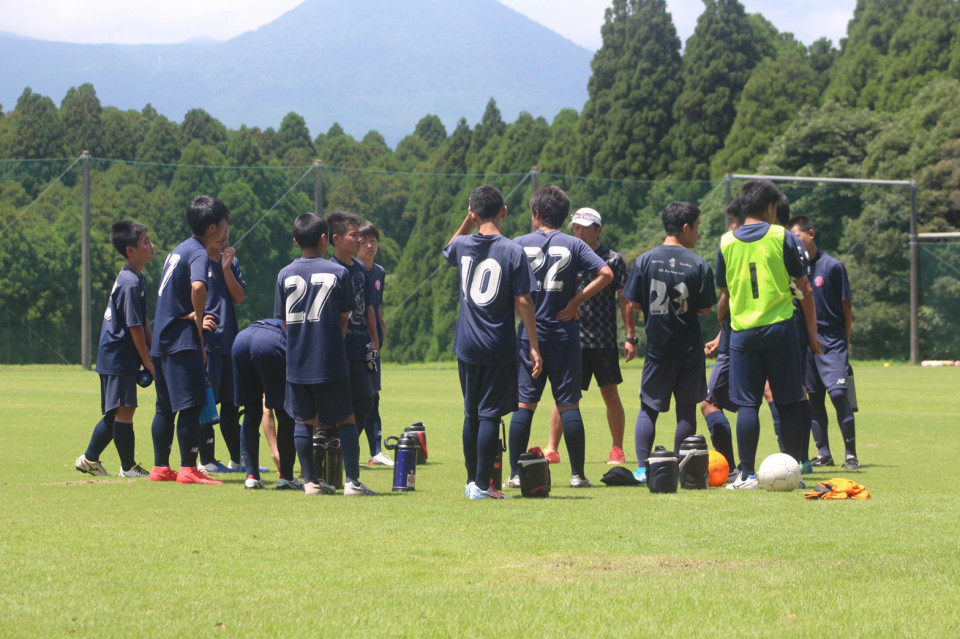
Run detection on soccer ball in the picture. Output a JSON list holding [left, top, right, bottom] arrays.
[[757, 453, 801, 492], [708, 450, 729, 487]]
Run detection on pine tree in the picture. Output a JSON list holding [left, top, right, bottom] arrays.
[[60, 84, 102, 158]]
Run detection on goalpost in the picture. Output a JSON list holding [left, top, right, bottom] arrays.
[[722, 173, 924, 363]]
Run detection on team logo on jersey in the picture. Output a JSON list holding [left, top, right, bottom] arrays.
[[837, 377, 846, 385], [375, 280, 382, 291], [814, 276, 824, 287], [669, 258, 676, 268]]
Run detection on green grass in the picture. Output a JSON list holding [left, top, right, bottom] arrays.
[[1, 362, 959, 637]]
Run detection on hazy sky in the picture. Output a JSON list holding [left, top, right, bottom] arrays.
[[0, 0, 856, 48]]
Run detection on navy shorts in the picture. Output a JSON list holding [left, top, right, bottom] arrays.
[[100, 373, 138, 415], [206, 352, 235, 405], [153, 350, 206, 413], [640, 350, 707, 412], [458, 359, 519, 420], [285, 377, 354, 424], [581, 347, 622, 391], [729, 340, 804, 408], [348, 358, 375, 401], [232, 326, 286, 410], [805, 347, 850, 394], [704, 353, 737, 413], [518, 340, 582, 407]]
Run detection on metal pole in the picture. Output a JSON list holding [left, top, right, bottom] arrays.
[[909, 182, 919, 365], [723, 174, 732, 205], [313, 160, 323, 215], [530, 167, 538, 193], [81, 151, 91, 370]]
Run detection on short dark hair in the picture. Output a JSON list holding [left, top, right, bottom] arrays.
[[358, 221, 380, 240], [186, 194, 229, 236], [661, 201, 701, 237], [327, 210, 360, 244], [725, 198, 743, 225], [529, 186, 570, 229], [738, 180, 781, 219], [789, 215, 814, 234], [775, 194, 791, 226], [111, 221, 148, 257], [468, 185, 504, 221], [293, 213, 327, 250]]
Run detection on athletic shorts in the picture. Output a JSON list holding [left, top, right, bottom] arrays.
[[458, 358, 518, 420], [581, 347, 622, 391], [348, 358, 375, 400], [285, 377, 353, 424], [205, 352, 235, 405], [153, 350, 206, 413], [729, 340, 804, 408], [100, 373, 137, 415], [805, 347, 850, 394], [704, 353, 737, 413], [640, 350, 707, 412], [518, 339, 582, 407], [232, 326, 286, 410]]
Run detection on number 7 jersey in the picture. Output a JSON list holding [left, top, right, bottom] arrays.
[[274, 256, 353, 384]]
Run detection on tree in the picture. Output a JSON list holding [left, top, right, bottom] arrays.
[[60, 84, 102, 157], [179, 108, 228, 152], [277, 112, 314, 158], [667, 0, 771, 180], [577, 0, 682, 180], [135, 115, 181, 190]]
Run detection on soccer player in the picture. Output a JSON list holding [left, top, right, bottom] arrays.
[[789, 215, 859, 470], [149, 194, 229, 485], [357, 221, 393, 467], [232, 318, 300, 490], [75, 221, 155, 478], [717, 180, 820, 490], [508, 187, 613, 489], [624, 201, 716, 484], [543, 207, 636, 467], [198, 227, 246, 474], [277, 213, 374, 496], [444, 184, 542, 500], [700, 200, 742, 482], [327, 211, 381, 483]]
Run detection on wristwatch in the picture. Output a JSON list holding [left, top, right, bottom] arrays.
[[625, 337, 639, 345]]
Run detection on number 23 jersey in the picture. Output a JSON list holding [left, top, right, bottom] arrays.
[[624, 245, 716, 358]]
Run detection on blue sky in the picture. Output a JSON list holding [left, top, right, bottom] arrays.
[[0, 0, 856, 48]]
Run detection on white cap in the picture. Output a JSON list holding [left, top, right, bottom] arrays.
[[569, 207, 602, 228]]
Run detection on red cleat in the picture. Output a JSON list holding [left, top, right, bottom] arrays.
[[544, 450, 561, 464], [149, 465, 178, 482], [176, 466, 224, 485], [607, 446, 626, 465]]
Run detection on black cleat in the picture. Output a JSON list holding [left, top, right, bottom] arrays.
[[843, 456, 860, 471], [810, 455, 835, 467]]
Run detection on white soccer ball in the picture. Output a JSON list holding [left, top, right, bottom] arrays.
[[757, 453, 801, 492]]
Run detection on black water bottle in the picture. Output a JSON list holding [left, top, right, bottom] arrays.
[[647, 446, 679, 494], [404, 422, 428, 464], [323, 430, 344, 490], [312, 428, 327, 481], [678, 434, 710, 490]]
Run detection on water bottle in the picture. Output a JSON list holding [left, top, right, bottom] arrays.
[[404, 422, 428, 464], [491, 420, 505, 491], [678, 435, 710, 490], [384, 433, 418, 491], [647, 446, 679, 494], [322, 427, 344, 489], [199, 375, 220, 427], [518, 450, 551, 498], [312, 428, 327, 481]]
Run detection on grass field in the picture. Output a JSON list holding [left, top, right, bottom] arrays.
[[1, 362, 959, 637]]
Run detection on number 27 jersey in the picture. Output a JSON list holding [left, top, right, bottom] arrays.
[[274, 257, 353, 384]]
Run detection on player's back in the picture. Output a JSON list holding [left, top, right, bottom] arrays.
[[444, 232, 533, 365], [628, 245, 715, 358], [275, 257, 352, 384], [515, 229, 606, 342], [152, 237, 208, 356]]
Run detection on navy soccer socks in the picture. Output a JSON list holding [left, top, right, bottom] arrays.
[[736, 405, 761, 477], [241, 403, 263, 479], [294, 422, 318, 483], [462, 416, 479, 486], [152, 411, 176, 467], [176, 407, 202, 468], [339, 422, 361, 483], [275, 409, 296, 480], [475, 418, 500, 489], [508, 407, 535, 476], [219, 402, 241, 464], [112, 421, 136, 471], [829, 388, 857, 457], [560, 408, 586, 478], [705, 410, 735, 471], [672, 403, 697, 456], [85, 413, 115, 461], [634, 403, 659, 470]]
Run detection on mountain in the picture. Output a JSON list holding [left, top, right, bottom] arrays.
[[0, 0, 592, 145]]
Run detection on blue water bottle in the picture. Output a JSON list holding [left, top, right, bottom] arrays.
[[384, 433, 418, 491], [199, 375, 219, 427]]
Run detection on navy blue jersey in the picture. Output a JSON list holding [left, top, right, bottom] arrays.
[[367, 263, 386, 347], [514, 229, 607, 342], [204, 257, 246, 354], [334, 256, 373, 360], [809, 251, 851, 349], [624, 245, 716, 358], [444, 233, 535, 365], [274, 257, 352, 384], [97, 265, 148, 375], [151, 237, 208, 357], [715, 223, 805, 352]]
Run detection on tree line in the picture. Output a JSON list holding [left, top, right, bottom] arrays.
[[1, 0, 958, 364]]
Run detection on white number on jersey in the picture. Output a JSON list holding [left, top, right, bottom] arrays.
[[284, 273, 338, 324], [650, 279, 689, 315], [460, 256, 503, 306], [523, 246, 572, 292], [157, 253, 181, 298]]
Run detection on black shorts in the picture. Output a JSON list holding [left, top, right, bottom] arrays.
[[458, 358, 518, 420], [581, 347, 622, 391], [100, 373, 138, 415], [805, 347, 850, 394], [153, 350, 206, 413], [517, 340, 582, 408], [640, 350, 707, 413], [704, 353, 737, 412], [284, 377, 354, 424]]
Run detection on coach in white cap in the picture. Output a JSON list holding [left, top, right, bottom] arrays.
[[543, 207, 636, 466]]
